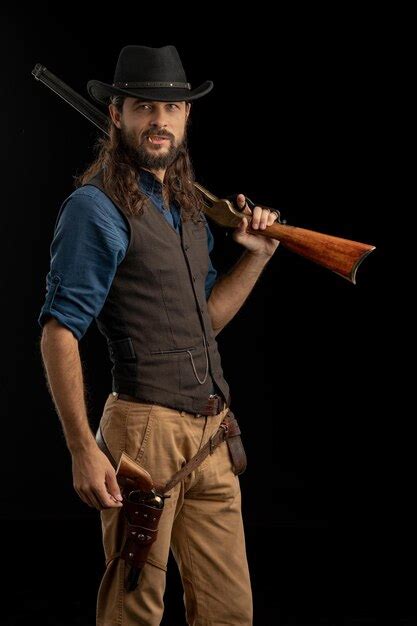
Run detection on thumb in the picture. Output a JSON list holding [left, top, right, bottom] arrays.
[[236, 194, 252, 215], [237, 215, 248, 231], [105, 469, 123, 502]]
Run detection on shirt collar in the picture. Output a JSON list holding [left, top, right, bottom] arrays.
[[138, 168, 163, 196]]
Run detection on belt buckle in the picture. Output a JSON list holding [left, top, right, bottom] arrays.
[[195, 394, 223, 418], [209, 393, 221, 414]]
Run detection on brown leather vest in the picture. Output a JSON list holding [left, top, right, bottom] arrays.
[[84, 173, 231, 413]]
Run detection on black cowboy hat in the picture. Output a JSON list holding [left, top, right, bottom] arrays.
[[87, 45, 213, 105]]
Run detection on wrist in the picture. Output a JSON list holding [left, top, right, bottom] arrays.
[[68, 436, 98, 456], [245, 248, 274, 261]]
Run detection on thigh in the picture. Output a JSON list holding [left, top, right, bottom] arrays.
[[170, 440, 253, 625], [97, 479, 184, 625], [99, 394, 186, 569]]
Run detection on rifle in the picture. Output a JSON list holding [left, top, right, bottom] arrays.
[[32, 64, 375, 283]]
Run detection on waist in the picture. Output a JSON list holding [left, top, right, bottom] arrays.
[[115, 392, 226, 416]]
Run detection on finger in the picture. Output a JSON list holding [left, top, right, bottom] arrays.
[[105, 470, 124, 502], [78, 487, 99, 509], [93, 486, 123, 510], [250, 205, 263, 229], [89, 490, 105, 510], [237, 215, 248, 231], [236, 194, 252, 215], [74, 487, 94, 508], [267, 210, 278, 225], [259, 209, 271, 230]]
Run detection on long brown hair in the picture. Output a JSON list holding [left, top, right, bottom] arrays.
[[74, 95, 202, 221]]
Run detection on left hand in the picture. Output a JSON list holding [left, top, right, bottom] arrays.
[[232, 194, 280, 257]]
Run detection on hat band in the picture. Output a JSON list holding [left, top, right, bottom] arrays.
[[112, 80, 191, 89]]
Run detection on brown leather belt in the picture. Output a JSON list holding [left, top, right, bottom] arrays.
[[115, 392, 226, 417]]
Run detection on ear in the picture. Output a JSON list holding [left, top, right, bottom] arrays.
[[109, 103, 122, 129], [185, 102, 191, 120]]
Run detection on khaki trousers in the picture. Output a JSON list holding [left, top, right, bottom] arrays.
[[96, 393, 253, 626]]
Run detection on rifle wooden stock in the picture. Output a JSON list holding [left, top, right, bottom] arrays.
[[247, 219, 374, 284], [197, 194, 375, 284]]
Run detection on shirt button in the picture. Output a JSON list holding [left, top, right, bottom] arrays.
[[53, 276, 60, 283]]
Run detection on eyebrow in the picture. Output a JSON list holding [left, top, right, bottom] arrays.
[[132, 101, 182, 107]]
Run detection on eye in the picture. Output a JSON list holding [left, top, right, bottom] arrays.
[[134, 103, 151, 111]]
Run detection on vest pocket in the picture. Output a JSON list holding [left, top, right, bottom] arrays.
[[108, 337, 137, 362], [150, 346, 196, 355], [151, 342, 208, 385]]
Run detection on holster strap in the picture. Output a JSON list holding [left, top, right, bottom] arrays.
[[162, 409, 243, 493], [96, 408, 246, 493]]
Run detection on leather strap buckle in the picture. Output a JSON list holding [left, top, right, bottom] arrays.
[[209, 422, 229, 454]]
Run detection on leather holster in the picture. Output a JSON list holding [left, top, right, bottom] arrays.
[[119, 486, 165, 590], [224, 409, 247, 475]]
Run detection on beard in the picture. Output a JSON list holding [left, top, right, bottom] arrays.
[[119, 122, 184, 170]]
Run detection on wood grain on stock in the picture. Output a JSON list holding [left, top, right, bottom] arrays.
[[198, 195, 375, 284], [246, 219, 375, 284]]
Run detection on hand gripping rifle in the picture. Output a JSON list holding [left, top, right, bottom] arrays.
[[32, 64, 375, 283]]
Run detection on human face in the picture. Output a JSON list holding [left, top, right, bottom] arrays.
[[110, 97, 190, 173]]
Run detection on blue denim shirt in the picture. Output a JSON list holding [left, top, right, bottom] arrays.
[[38, 169, 217, 340]]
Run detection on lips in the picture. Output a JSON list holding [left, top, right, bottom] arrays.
[[147, 135, 170, 145]]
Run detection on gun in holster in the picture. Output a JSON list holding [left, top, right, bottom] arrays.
[[112, 452, 169, 591]]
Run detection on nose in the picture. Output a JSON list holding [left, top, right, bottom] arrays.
[[149, 106, 168, 130]]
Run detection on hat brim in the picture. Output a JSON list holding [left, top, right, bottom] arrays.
[[87, 79, 213, 105]]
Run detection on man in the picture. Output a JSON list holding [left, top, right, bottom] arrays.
[[39, 45, 279, 625]]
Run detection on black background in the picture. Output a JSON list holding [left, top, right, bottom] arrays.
[[1, 6, 411, 626]]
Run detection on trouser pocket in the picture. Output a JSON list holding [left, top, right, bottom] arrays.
[[100, 396, 155, 463]]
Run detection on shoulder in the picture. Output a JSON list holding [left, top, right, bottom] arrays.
[[61, 184, 117, 215], [56, 185, 127, 232]]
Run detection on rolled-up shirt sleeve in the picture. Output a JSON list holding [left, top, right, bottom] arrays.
[[38, 188, 128, 340]]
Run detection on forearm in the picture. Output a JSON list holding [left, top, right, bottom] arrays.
[[207, 250, 272, 335], [40, 318, 96, 454]]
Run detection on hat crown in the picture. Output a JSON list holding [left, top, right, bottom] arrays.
[[87, 44, 213, 104], [113, 45, 187, 85]]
